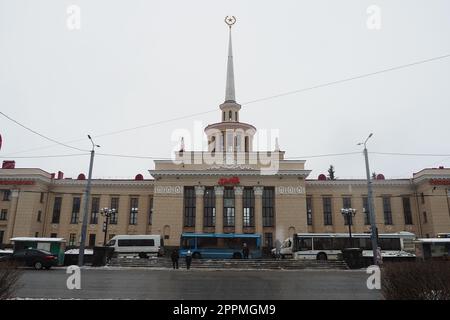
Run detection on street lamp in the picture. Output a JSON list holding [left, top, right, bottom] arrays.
[[78, 135, 100, 266], [341, 208, 357, 247], [357, 133, 379, 265], [100, 207, 115, 246]]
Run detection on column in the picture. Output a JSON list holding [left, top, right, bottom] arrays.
[[254, 186, 264, 235], [194, 186, 205, 233], [5, 189, 19, 242], [214, 186, 224, 234], [234, 186, 243, 233]]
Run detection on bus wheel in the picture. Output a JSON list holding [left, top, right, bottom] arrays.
[[317, 253, 327, 261], [232, 252, 242, 259], [192, 252, 201, 259], [139, 253, 148, 259]]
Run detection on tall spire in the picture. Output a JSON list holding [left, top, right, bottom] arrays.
[[225, 16, 236, 103]]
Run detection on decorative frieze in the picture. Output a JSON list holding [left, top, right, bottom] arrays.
[[154, 185, 183, 194]]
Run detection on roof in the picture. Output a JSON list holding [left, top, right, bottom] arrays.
[[416, 238, 450, 243], [10, 237, 66, 242]]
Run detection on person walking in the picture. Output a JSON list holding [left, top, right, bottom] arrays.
[[185, 250, 192, 270], [275, 239, 282, 260], [171, 248, 179, 269], [242, 243, 250, 259]]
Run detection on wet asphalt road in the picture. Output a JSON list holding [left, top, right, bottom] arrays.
[[13, 268, 381, 300]]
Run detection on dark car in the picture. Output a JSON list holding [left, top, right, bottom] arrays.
[[0, 248, 58, 270]]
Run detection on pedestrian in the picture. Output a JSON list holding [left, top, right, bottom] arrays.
[[275, 239, 282, 260], [185, 250, 192, 270], [171, 248, 179, 269], [242, 243, 250, 259]]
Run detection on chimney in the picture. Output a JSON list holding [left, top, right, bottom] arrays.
[[57, 171, 64, 179], [2, 160, 15, 169], [50, 173, 55, 179]]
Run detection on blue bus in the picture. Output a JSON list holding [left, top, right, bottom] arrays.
[[179, 233, 262, 259]]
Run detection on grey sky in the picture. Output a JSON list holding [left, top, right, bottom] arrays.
[[0, 0, 449, 180]]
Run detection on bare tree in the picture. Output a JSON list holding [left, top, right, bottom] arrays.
[[0, 262, 22, 300]]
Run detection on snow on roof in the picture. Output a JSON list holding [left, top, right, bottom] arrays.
[[64, 249, 93, 255], [0, 249, 13, 254], [10, 237, 66, 242]]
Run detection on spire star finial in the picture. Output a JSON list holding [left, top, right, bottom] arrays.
[[225, 16, 236, 28]]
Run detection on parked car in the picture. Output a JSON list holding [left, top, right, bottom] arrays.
[[0, 248, 58, 270]]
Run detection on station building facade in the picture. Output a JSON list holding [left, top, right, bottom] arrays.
[[1, 23, 450, 248]]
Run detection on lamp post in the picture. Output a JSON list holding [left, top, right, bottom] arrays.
[[78, 135, 100, 266], [358, 133, 379, 265], [100, 207, 115, 246], [341, 208, 357, 247]]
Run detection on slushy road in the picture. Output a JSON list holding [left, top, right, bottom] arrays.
[[14, 268, 381, 300]]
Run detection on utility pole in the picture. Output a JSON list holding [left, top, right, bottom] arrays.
[[359, 133, 379, 265], [78, 135, 100, 266]]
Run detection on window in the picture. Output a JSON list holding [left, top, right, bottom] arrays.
[[88, 234, 96, 247], [262, 187, 275, 227], [148, 197, 153, 225], [323, 197, 332, 225], [69, 233, 77, 246], [342, 197, 352, 225], [383, 197, 393, 225], [243, 187, 254, 227], [34, 232, 39, 237], [264, 232, 273, 248], [70, 197, 81, 224], [50, 233, 57, 238], [402, 197, 413, 225], [40, 192, 45, 203], [306, 197, 313, 226], [362, 197, 370, 225], [203, 187, 216, 227], [229, 110, 232, 121], [110, 197, 119, 224], [423, 211, 428, 223], [420, 192, 425, 204], [37, 210, 42, 222], [90, 197, 100, 224], [223, 112, 225, 121], [184, 187, 196, 227], [0, 230, 4, 244], [2, 190, 11, 201], [245, 136, 249, 152], [0, 209, 7, 221], [224, 187, 235, 227], [129, 197, 139, 225], [117, 239, 155, 247], [51, 197, 62, 224], [235, 112, 238, 122]]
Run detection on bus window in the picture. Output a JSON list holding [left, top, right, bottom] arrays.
[[359, 238, 372, 250], [181, 237, 195, 249], [314, 238, 333, 250], [197, 237, 219, 249], [298, 238, 312, 251], [379, 238, 401, 250]]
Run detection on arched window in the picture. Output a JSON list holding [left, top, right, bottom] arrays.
[[229, 111, 232, 121], [223, 112, 225, 121], [235, 112, 238, 122], [245, 136, 249, 152]]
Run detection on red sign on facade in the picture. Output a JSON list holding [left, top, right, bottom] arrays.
[[0, 180, 35, 185], [430, 179, 450, 186], [218, 176, 240, 185]]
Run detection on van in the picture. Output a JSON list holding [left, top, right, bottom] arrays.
[[106, 235, 164, 258]]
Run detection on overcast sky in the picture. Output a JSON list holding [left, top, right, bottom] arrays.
[[0, 0, 449, 180]]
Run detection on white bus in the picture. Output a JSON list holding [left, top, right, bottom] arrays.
[[106, 235, 164, 258], [274, 232, 416, 260]]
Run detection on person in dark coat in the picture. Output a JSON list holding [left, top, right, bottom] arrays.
[[242, 243, 250, 259], [185, 250, 192, 270], [171, 249, 179, 269]]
